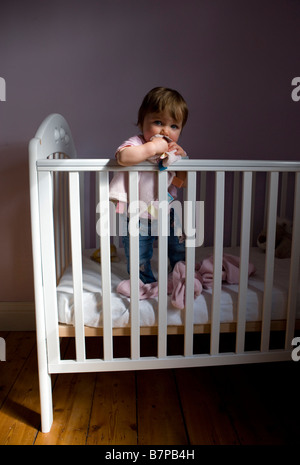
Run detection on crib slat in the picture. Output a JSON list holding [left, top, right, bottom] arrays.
[[58, 171, 65, 277], [95, 172, 100, 249], [236, 172, 252, 353], [110, 196, 118, 248], [69, 172, 86, 363], [263, 172, 270, 229], [99, 171, 113, 361], [129, 171, 140, 360], [158, 171, 168, 358], [53, 170, 60, 282], [285, 171, 300, 348], [38, 171, 60, 364], [231, 171, 240, 247], [211, 171, 225, 355], [199, 172, 206, 246], [250, 172, 256, 246], [184, 172, 197, 356], [261, 171, 279, 352], [80, 172, 85, 250], [63, 171, 70, 269]]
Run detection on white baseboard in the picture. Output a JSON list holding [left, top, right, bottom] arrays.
[[0, 302, 35, 330]]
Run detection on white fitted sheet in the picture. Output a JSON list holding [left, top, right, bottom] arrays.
[[57, 247, 300, 328]]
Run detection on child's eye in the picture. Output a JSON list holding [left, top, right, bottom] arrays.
[[154, 120, 162, 126], [171, 124, 179, 130]]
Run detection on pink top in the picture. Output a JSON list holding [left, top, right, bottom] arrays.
[[109, 135, 177, 218]]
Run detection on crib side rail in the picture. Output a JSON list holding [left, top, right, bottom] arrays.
[[36, 158, 300, 171], [35, 158, 300, 371]]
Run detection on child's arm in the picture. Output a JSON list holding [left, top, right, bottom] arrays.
[[117, 137, 168, 166]]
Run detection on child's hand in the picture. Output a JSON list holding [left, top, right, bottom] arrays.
[[150, 136, 169, 156], [167, 141, 186, 157]]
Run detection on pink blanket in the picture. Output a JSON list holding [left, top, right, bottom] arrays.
[[116, 254, 256, 310]]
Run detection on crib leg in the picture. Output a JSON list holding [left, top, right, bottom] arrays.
[[38, 368, 53, 433], [36, 334, 53, 432]]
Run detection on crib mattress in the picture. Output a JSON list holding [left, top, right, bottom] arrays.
[[56, 247, 300, 329]]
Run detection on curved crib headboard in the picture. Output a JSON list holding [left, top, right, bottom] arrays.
[[29, 115, 78, 375], [29, 113, 77, 160]]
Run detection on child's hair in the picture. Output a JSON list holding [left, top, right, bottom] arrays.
[[137, 87, 188, 129]]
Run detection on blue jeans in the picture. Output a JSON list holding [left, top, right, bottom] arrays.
[[122, 211, 185, 284]]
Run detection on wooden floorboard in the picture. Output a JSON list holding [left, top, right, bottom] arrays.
[[175, 367, 240, 445], [0, 332, 41, 445], [0, 332, 299, 445], [136, 369, 188, 445], [35, 339, 96, 445], [87, 371, 137, 445]]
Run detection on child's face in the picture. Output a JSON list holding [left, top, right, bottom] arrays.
[[141, 111, 182, 143]]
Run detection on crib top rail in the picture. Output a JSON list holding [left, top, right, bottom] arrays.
[[35, 157, 300, 173]]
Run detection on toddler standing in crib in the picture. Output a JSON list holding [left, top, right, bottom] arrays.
[[109, 87, 189, 284]]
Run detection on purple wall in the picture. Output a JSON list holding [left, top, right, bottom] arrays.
[[0, 0, 299, 300]]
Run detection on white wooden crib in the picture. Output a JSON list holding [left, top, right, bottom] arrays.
[[29, 114, 300, 433]]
